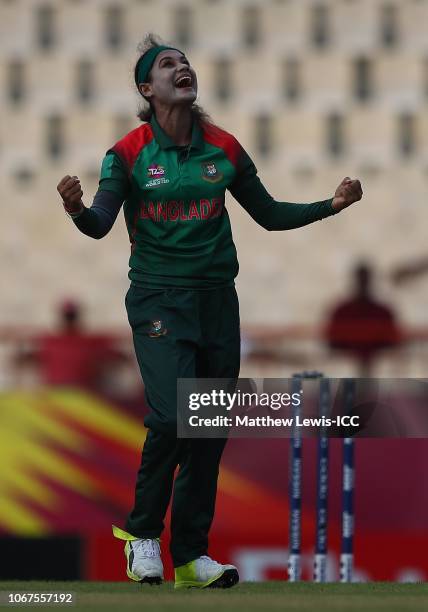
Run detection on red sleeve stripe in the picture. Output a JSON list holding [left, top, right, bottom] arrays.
[[111, 123, 153, 177], [202, 123, 242, 169]]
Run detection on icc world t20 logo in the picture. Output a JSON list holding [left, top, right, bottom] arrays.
[[145, 163, 170, 188], [147, 164, 165, 177], [201, 161, 223, 183]]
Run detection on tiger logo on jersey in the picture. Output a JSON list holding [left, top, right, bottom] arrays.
[[149, 320, 167, 337], [201, 161, 223, 183]]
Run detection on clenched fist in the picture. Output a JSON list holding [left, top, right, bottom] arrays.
[[57, 175, 84, 215], [332, 177, 363, 212]]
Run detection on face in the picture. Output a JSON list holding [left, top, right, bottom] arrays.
[[139, 49, 198, 108]]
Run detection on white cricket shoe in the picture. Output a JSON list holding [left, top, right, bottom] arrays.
[[112, 525, 163, 584], [174, 555, 239, 589]]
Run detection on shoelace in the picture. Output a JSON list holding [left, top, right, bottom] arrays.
[[134, 539, 159, 558], [199, 555, 221, 566]]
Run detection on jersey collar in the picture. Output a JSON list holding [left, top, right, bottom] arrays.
[[150, 115, 204, 151]]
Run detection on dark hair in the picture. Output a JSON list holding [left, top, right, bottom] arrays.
[[135, 33, 212, 126]]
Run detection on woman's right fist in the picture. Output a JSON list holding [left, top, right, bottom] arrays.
[[57, 175, 84, 214]]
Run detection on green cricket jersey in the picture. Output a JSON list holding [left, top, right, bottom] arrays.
[[98, 115, 336, 288]]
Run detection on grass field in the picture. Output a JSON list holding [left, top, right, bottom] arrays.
[[1, 582, 428, 612]]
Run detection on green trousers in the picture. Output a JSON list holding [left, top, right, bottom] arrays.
[[124, 285, 240, 567]]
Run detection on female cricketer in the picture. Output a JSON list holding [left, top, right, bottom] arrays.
[[57, 34, 363, 589]]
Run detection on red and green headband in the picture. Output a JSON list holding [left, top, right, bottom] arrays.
[[135, 45, 182, 89]]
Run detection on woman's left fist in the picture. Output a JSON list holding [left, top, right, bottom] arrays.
[[332, 177, 363, 212]]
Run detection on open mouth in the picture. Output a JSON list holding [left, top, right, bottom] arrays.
[[175, 74, 193, 89]]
